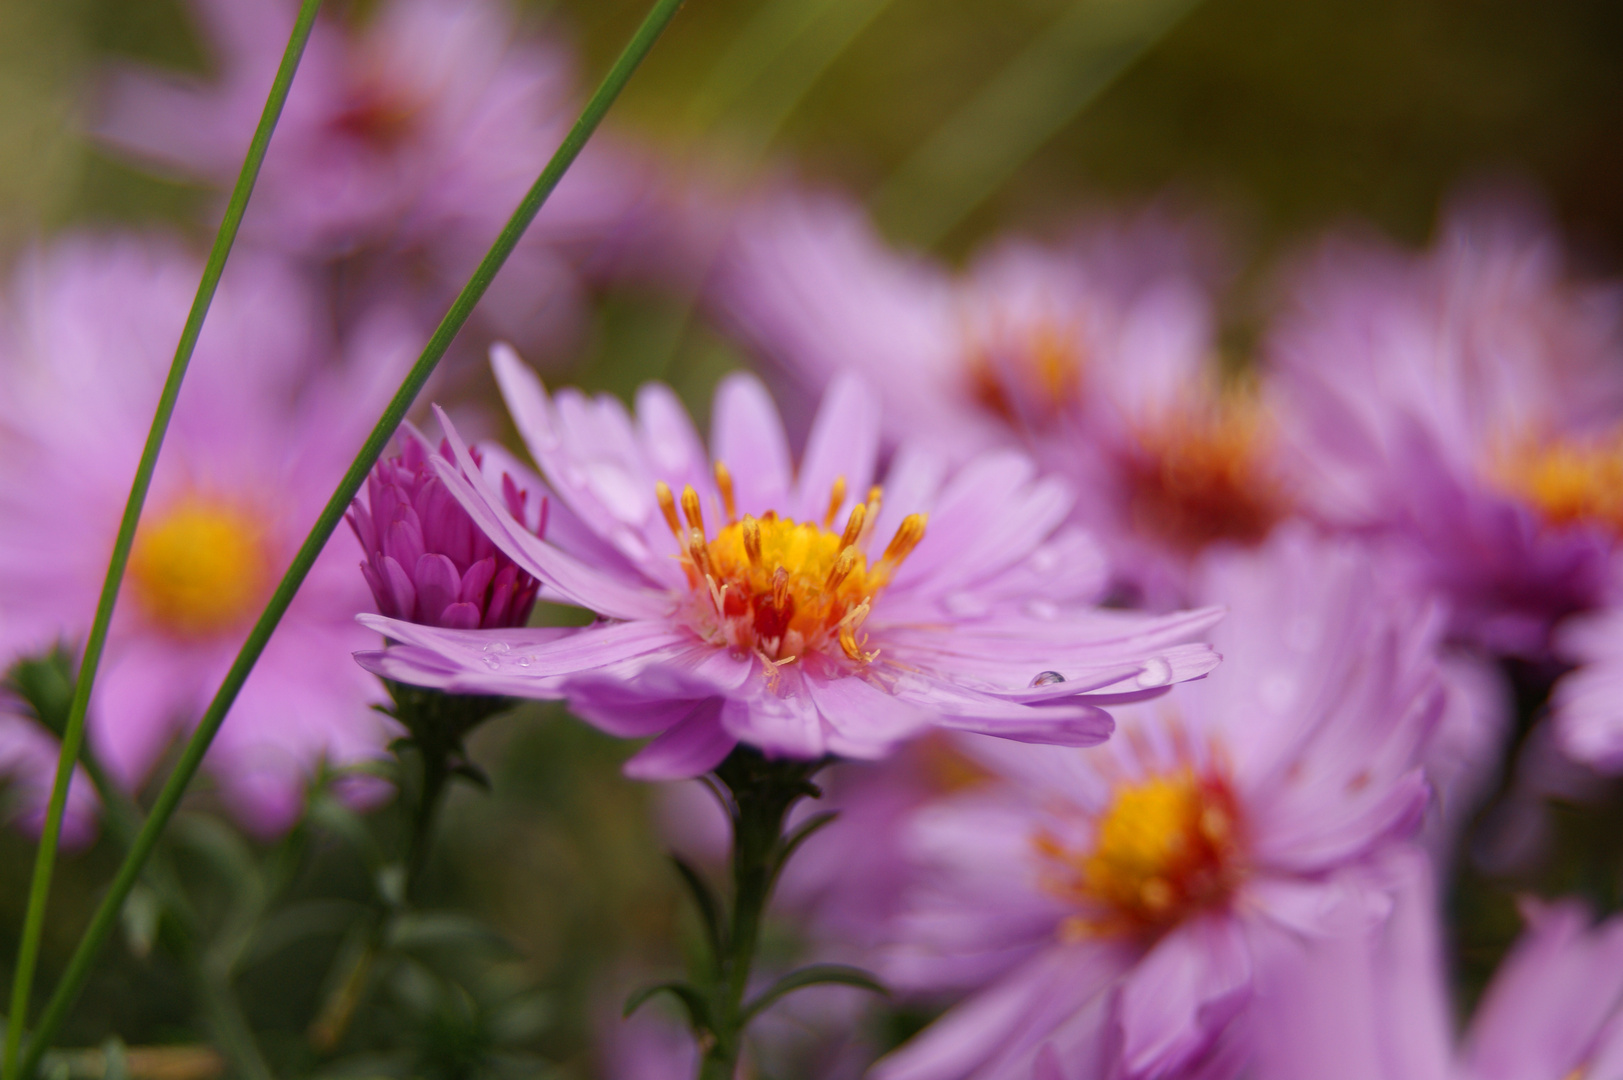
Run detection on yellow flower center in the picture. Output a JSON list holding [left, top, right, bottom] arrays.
[[128, 498, 272, 638], [1037, 769, 1242, 940], [656, 464, 926, 667], [1491, 434, 1623, 536], [1124, 388, 1287, 555], [967, 320, 1086, 425]]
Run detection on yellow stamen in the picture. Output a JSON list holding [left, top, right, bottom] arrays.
[[680, 485, 706, 537], [880, 513, 928, 567], [128, 498, 270, 637], [839, 503, 867, 550], [656, 481, 682, 538], [823, 476, 847, 528], [1492, 434, 1623, 536], [666, 482, 924, 666], [825, 546, 860, 591], [714, 461, 738, 523], [1125, 385, 1285, 554], [1035, 769, 1241, 938]]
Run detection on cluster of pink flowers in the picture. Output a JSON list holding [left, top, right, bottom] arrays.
[[6, 0, 1623, 1074]]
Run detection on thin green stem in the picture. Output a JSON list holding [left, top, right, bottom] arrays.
[[1, 2, 324, 1074], [697, 751, 823, 1080], [16, 1, 686, 1073]]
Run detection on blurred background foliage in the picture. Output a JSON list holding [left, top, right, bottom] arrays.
[[3, 0, 1623, 1075]]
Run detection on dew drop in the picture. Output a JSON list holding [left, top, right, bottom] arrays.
[[1030, 670, 1066, 687], [1135, 656, 1174, 688], [481, 656, 502, 670], [516, 655, 533, 669], [481, 641, 511, 655]]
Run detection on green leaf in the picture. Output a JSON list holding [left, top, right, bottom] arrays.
[[451, 759, 492, 791], [741, 964, 887, 1024], [670, 855, 726, 962], [623, 981, 713, 1032], [771, 810, 839, 886], [386, 912, 517, 957]]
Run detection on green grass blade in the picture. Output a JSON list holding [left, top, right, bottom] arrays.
[[688, 0, 897, 148], [16, 0, 687, 1072], [870, 0, 1204, 249], [1, 0, 326, 1074]]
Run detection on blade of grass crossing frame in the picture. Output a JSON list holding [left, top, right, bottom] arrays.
[[870, 0, 1203, 249], [17, 0, 688, 1072], [2, 0, 326, 1074]]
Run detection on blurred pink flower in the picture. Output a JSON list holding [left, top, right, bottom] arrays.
[[1245, 848, 1623, 1080], [0, 236, 402, 836], [96, 0, 671, 354], [873, 528, 1446, 1080], [1272, 199, 1623, 654], [1550, 605, 1623, 772], [357, 347, 1223, 779], [716, 192, 1285, 609], [350, 425, 544, 630]]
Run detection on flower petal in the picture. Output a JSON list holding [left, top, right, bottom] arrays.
[[710, 372, 792, 515], [792, 373, 881, 523]]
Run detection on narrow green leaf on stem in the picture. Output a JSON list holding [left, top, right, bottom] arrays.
[[16, 0, 687, 1073], [870, 0, 1205, 248], [623, 982, 713, 1031], [1, 1, 326, 1074], [671, 856, 727, 965], [740, 963, 887, 1024]]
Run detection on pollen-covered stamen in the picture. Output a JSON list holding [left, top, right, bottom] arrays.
[[667, 468, 928, 666], [715, 461, 738, 523], [879, 513, 927, 570], [839, 503, 867, 550], [1490, 432, 1623, 536], [824, 476, 847, 528], [1036, 768, 1244, 940], [1124, 387, 1287, 555], [680, 484, 706, 536], [656, 481, 682, 539], [129, 497, 272, 638]]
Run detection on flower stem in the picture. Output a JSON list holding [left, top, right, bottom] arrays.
[[0, 1, 325, 1074], [697, 750, 825, 1080], [13, 0, 688, 1072]]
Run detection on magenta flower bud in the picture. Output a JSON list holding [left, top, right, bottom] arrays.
[[349, 428, 545, 630]]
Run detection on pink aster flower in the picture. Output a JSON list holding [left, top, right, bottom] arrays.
[[96, 0, 665, 353], [871, 527, 1446, 1080], [0, 236, 401, 835], [1271, 198, 1623, 654], [356, 346, 1223, 779], [716, 192, 1290, 608], [349, 426, 544, 631], [1245, 848, 1623, 1080]]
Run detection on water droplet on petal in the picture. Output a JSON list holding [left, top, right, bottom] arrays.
[[516, 655, 533, 668], [482, 642, 511, 654], [1031, 670, 1066, 687], [481, 655, 502, 670], [1136, 656, 1174, 688]]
